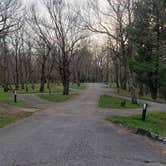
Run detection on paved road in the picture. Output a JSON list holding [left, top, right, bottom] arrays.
[[0, 84, 165, 166]]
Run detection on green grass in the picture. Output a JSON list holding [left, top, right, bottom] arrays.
[[103, 82, 117, 89], [0, 92, 29, 107], [108, 82, 117, 89], [106, 82, 166, 104], [0, 83, 85, 106], [108, 112, 166, 137], [118, 88, 166, 104], [0, 111, 33, 128], [0, 83, 86, 94], [70, 83, 87, 90], [99, 95, 143, 109], [118, 89, 166, 104], [16, 84, 63, 94], [38, 94, 76, 102]]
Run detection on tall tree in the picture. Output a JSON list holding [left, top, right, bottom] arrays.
[[129, 0, 166, 99], [43, 0, 87, 95], [0, 0, 22, 91]]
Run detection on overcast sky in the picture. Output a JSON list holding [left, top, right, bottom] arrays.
[[22, 0, 108, 45], [23, 0, 86, 5], [23, 0, 107, 8]]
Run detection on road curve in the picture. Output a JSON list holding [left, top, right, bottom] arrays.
[[0, 83, 165, 166]]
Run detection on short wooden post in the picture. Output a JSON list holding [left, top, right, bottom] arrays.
[[14, 90, 17, 103], [142, 103, 148, 121]]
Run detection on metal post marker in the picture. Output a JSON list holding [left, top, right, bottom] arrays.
[[14, 90, 17, 103], [142, 103, 148, 121]]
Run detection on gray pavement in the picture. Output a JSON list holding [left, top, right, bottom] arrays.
[[0, 83, 165, 166]]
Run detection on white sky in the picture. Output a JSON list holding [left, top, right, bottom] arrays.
[[22, 0, 109, 45]]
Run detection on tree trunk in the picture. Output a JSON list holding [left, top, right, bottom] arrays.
[[76, 71, 81, 87], [105, 71, 109, 83], [40, 63, 46, 92], [129, 70, 137, 104], [3, 67, 9, 92], [21, 83, 25, 90], [3, 85, 9, 92], [47, 80, 50, 90], [1, 37, 8, 92], [47, 78, 51, 94], [150, 86, 158, 100], [77, 81, 80, 87], [25, 84, 28, 92], [122, 63, 127, 90], [2, 66, 9, 92], [15, 54, 19, 90], [115, 62, 120, 93], [40, 80, 45, 93], [120, 71, 123, 89], [31, 82, 35, 90], [138, 83, 144, 97], [61, 63, 70, 95], [63, 80, 70, 95], [62, 71, 70, 95]]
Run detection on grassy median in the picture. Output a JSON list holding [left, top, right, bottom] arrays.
[[70, 83, 87, 90], [99, 95, 143, 109], [108, 112, 166, 137], [0, 92, 29, 107], [0, 110, 33, 128]]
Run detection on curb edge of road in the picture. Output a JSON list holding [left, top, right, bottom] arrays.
[[118, 124, 166, 145]]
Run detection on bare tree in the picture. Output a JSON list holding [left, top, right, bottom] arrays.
[[0, 0, 22, 91], [27, 5, 53, 92], [84, 0, 137, 103], [0, 0, 21, 38], [41, 0, 87, 95]]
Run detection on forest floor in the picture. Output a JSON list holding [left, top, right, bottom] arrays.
[[0, 83, 165, 166]]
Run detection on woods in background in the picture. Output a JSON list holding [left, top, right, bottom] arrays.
[[85, 0, 166, 101], [0, 0, 93, 94], [0, 0, 165, 101]]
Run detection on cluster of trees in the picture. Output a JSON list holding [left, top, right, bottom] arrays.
[[0, 0, 22, 92], [0, 0, 165, 100], [129, 0, 166, 100], [85, 0, 166, 101], [0, 0, 106, 95]]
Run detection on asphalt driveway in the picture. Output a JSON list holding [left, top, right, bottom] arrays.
[[0, 83, 165, 166]]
